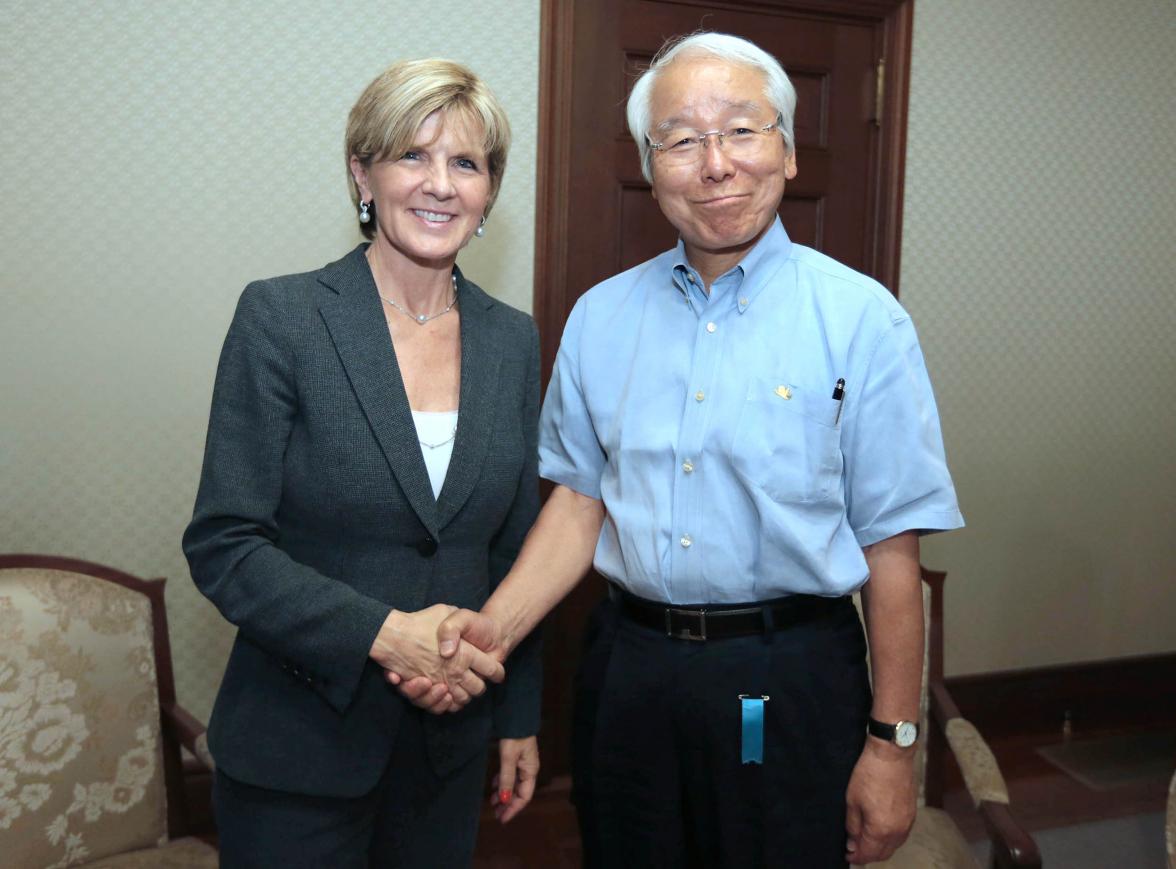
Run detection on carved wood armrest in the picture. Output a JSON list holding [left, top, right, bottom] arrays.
[[979, 801, 1043, 869], [929, 681, 1041, 868], [162, 700, 215, 771]]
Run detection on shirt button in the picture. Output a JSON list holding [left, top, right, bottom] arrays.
[[695, 390, 705, 402], [680, 534, 693, 548], [688, 274, 696, 283], [682, 459, 694, 473], [706, 322, 716, 333], [739, 297, 749, 307]]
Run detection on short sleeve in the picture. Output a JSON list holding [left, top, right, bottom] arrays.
[[841, 315, 964, 547], [538, 298, 606, 498]]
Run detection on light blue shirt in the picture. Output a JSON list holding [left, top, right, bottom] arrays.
[[539, 218, 963, 604]]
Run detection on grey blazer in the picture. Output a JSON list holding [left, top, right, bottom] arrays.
[[183, 245, 541, 798]]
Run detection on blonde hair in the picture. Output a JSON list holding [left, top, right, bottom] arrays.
[[345, 59, 511, 238]]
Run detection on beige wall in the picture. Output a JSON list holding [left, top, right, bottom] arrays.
[[0, 0, 540, 721], [3, 0, 1174, 720], [900, 0, 1176, 676]]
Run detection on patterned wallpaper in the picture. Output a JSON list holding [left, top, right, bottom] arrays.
[[3, 0, 1173, 722], [900, 0, 1176, 675], [0, 0, 540, 721]]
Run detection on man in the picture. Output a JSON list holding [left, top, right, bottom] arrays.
[[403, 31, 962, 867]]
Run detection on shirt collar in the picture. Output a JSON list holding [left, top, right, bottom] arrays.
[[669, 217, 793, 315]]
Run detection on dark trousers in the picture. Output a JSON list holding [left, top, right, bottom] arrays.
[[573, 596, 870, 869], [213, 706, 488, 869]]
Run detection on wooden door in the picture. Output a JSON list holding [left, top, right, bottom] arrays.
[[532, 0, 914, 779]]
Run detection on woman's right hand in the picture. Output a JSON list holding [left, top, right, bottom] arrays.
[[369, 605, 504, 709]]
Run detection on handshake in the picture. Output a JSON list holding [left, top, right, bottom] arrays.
[[369, 604, 540, 822], [368, 604, 507, 714]]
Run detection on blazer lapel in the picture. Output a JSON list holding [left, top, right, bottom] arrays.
[[436, 270, 502, 530], [317, 246, 439, 536]]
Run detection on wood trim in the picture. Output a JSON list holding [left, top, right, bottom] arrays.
[[872, 0, 913, 294], [945, 652, 1176, 741], [532, 0, 577, 383], [657, 0, 911, 21], [921, 565, 948, 806]]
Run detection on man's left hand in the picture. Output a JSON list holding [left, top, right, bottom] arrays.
[[845, 737, 917, 864]]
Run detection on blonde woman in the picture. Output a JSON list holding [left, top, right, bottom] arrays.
[[184, 59, 540, 867]]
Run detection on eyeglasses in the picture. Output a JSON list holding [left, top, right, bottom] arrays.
[[647, 116, 783, 166]]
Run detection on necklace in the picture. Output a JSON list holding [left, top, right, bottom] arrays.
[[419, 425, 457, 450], [380, 274, 459, 325]]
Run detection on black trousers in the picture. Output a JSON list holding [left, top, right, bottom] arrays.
[[213, 706, 488, 869], [573, 596, 870, 869]]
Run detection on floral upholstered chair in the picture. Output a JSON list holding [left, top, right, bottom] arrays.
[[864, 567, 1041, 869], [0, 555, 216, 868]]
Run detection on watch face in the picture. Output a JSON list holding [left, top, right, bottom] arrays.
[[895, 721, 918, 748]]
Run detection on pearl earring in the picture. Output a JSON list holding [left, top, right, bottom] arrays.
[[474, 216, 486, 238], [359, 200, 371, 224]]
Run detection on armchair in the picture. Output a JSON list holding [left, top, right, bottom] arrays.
[[866, 567, 1041, 869], [0, 555, 216, 868]]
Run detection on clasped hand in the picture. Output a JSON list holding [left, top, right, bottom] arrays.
[[370, 604, 504, 712]]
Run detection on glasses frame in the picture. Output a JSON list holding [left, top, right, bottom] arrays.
[[646, 114, 784, 158]]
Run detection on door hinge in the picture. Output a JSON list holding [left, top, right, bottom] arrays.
[[874, 57, 886, 127]]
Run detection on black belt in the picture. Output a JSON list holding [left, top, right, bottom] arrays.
[[610, 583, 848, 642]]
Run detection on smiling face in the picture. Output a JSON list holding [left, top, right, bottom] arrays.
[[350, 109, 491, 268], [647, 56, 796, 268]]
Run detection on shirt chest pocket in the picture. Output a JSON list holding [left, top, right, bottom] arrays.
[[729, 376, 843, 504]]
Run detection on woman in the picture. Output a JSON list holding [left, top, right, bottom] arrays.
[[183, 59, 541, 868]]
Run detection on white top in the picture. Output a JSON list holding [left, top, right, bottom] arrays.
[[411, 409, 459, 499]]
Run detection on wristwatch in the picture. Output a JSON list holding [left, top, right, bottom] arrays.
[[867, 716, 919, 748]]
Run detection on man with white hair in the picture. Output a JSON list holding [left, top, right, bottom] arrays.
[[407, 31, 963, 867]]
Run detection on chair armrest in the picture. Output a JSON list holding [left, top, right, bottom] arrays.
[[162, 700, 215, 771], [944, 718, 1009, 806], [929, 681, 1041, 868], [979, 801, 1042, 869]]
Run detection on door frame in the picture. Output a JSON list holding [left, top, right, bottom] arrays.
[[532, 0, 915, 377]]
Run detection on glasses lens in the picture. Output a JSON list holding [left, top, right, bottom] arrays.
[[657, 131, 700, 165], [654, 125, 773, 165]]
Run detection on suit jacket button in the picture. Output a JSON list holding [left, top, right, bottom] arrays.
[[416, 536, 438, 557]]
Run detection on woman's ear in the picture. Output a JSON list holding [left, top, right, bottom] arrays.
[[349, 154, 371, 200]]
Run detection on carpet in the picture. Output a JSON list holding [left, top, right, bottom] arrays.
[[1036, 729, 1176, 791], [972, 811, 1167, 868]]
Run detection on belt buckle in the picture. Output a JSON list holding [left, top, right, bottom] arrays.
[[665, 607, 707, 641]]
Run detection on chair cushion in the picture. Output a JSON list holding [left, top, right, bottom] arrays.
[[82, 836, 218, 868], [0, 567, 168, 867], [866, 806, 979, 869]]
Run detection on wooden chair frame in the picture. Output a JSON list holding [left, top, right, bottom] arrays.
[[921, 567, 1041, 869], [0, 553, 211, 840]]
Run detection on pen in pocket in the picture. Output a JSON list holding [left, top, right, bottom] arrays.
[[832, 378, 845, 424]]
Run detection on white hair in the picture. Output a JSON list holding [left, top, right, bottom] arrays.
[[626, 32, 798, 183]]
